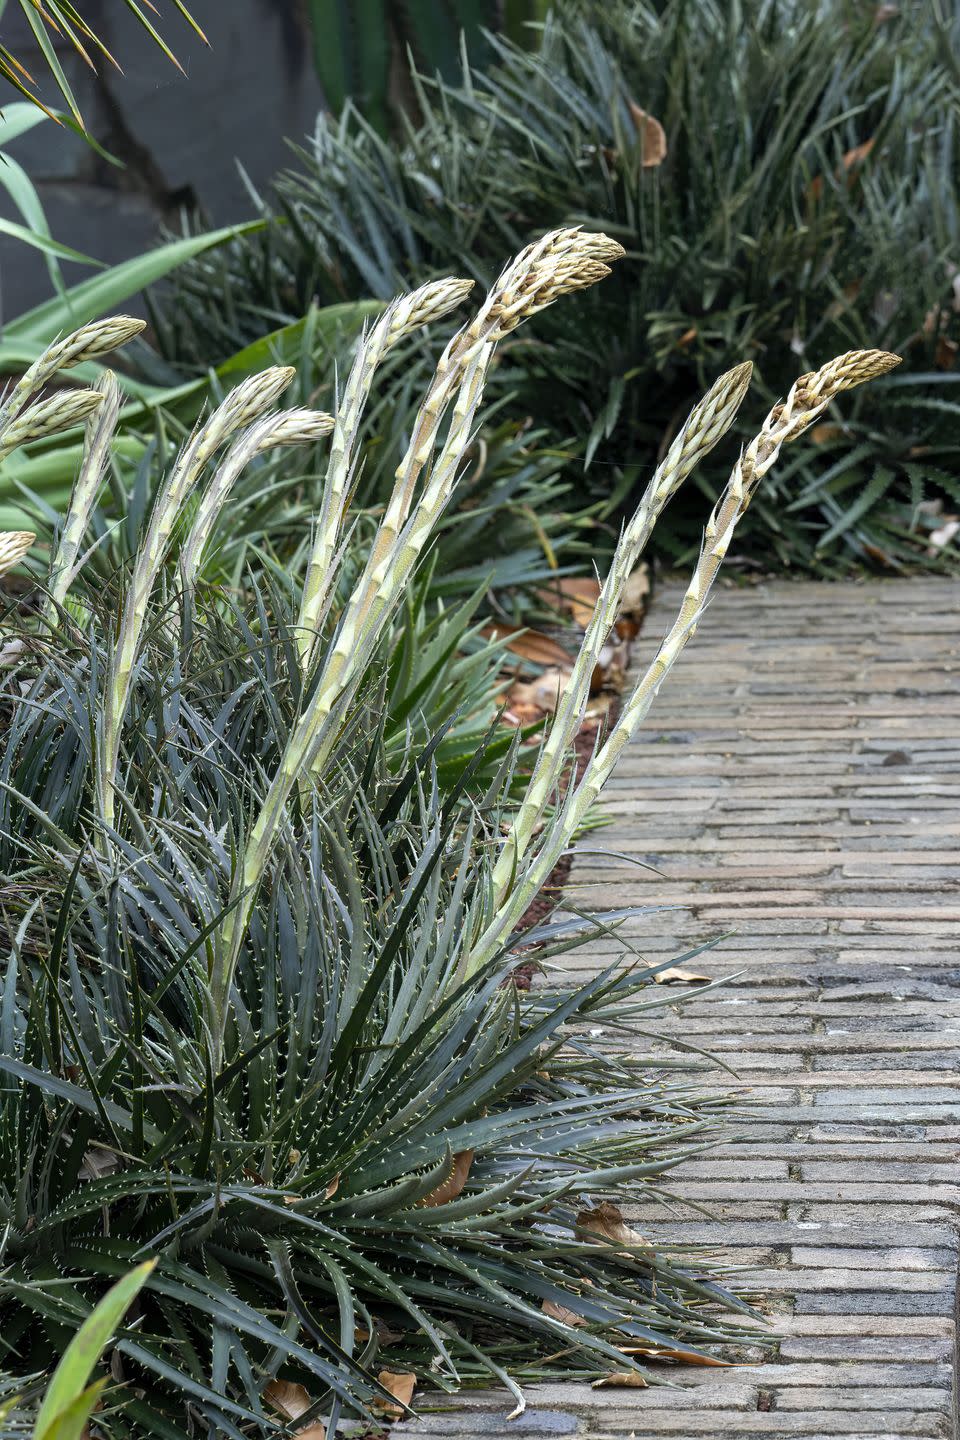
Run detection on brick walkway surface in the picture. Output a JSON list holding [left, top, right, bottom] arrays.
[[395, 577, 960, 1440]]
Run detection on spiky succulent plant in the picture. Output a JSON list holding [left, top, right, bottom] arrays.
[[0, 240, 897, 1434]]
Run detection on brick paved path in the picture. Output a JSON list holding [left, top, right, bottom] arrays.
[[397, 578, 960, 1439]]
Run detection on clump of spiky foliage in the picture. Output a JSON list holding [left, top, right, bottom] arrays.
[[153, 0, 959, 573], [0, 240, 897, 1435]]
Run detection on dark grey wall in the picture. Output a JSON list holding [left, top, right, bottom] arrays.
[[0, 0, 325, 322]]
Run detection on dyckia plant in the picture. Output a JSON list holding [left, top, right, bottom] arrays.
[[0, 236, 897, 1435]]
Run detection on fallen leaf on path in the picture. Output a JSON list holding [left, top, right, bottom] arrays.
[[592, 1371, 648, 1389], [576, 1201, 650, 1251], [264, 1380, 327, 1438], [654, 965, 711, 984], [618, 1344, 733, 1366], [372, 1370, 416, 1418]]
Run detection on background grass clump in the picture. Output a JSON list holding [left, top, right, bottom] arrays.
[[153, 0, 960, 574]]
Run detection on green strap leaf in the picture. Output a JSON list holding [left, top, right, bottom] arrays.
[[3, 219, 266, 346], [0, 215, 100, 266], [32, 1260, 156, 1440], [0, 97, 52, 143]]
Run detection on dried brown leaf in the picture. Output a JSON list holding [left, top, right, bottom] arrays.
[[480, 622, 572, 669], [592, 1370, 648, 1389], [935, 336, 958, 370], [264, 1380, 326, 1436], [592, 639, 629, 694], [842, 137, 876, 174], [355, 1319, 403, 1346], [619, 1344, 733, 1366], [79, 1144, 121, 1179], [542, 1296, 586, 1327], [615, 563, 651, 639], [372, 1370, 416, 1418], [584, 691, 615, 723], [538, 576, 601, 629], [809, 136, 875, 201], [506, 667, 573, 718], [627, 101, 667, 166], [421, 1149, 474, 1207], [654, 965, 711, 984], [576, 1201, 650, 1251]]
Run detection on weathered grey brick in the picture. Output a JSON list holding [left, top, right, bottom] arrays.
[[473, 579, 960, 1438]]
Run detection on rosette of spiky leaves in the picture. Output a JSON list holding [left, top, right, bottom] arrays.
[[0, 598, 754, 1436], [152, 0, 960, 573]]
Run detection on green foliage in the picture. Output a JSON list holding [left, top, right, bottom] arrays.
[[0, 100, 379, 533], [0, 234, 814, 1428], [157, 0, 960, 573], [30, 1263, 155, 1440], [0, 626, 745, 1430], [0, 489, 748, 1435], [0, 224, 893, 1424]]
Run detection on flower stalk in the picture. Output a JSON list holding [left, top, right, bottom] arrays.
[[464, 348, 901, 974], [0, 530, 36, 577], [47, 371, 121, 613], [0, 388, 103, 460], [214, 229, 626, 1055], [0, 316, 144, 433], [296, 278, 475, 671], [178, 406, 335, 591], [489, 360, 755, 908], [99, 366, 297, 828]]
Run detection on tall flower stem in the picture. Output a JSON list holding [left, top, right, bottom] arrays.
[[213, 229, 626, 1062], [489, 361, 754, 908], [98, 368, 296, 830], [296, 279, 474, 672], [465, 349, 901, 975], [47, 372, 121, 614]]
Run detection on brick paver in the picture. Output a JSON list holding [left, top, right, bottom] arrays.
[[395, 578, 959, 1439]]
